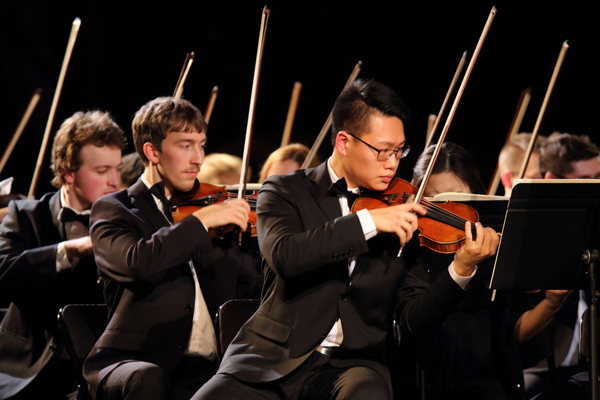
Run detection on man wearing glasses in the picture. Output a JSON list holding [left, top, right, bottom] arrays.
[[194, 79, 499, 400]]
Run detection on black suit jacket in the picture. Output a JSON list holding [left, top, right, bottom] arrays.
[[82, 179, 262, 399], [217, 162, 468, 395], [0, 192, 101, 388]]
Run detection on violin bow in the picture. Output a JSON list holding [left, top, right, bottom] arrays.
[[425, 114, 436, 147], [424, 51, 467, 150], [29, 18, 81, 199], [301, 61, 362, 169], [174, 52, 195, 99], [415, 7, 496, 206], [517, 41, 569, 180], [486, 88, 531, 195], [238, 6, 270, 200], [204, 86, 219, 124], [280, 82, 302, 147], [0, 89, 42, 176]]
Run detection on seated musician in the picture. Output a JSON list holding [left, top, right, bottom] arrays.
[[193, 79, 499, 400], [258, 143, 320, 183], [408, 142, 570, 400], [119, 151, 145, 190], [197, 153, 244, 185], [498, 133, 547, 196], [524, 133, 600, 400], [0, 111, 126, 399], [82, 97, 263, 400], [539, 132, 600, 180]]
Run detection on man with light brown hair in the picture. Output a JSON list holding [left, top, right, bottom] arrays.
[[498, 133, 547, 196], [0, 110, 126, 399]]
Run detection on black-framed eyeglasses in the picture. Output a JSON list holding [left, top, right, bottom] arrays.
[[345, 132, 410, 161]]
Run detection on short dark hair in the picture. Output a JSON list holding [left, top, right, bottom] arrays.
[[331, 79, 411, 145], [120, 152, 145, 188], [411, 142, 486, 194], [51, 110, 126, 188], [539, 133, 599, 177], [132, 97, 207, 163]]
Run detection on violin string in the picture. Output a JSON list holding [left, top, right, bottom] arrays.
[[418, 198, 473, 228]]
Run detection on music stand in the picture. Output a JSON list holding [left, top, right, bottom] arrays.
[[490, 179, 600, 400]]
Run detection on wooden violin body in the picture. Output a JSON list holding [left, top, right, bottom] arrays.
[[352, 178, 479, 254], [171, 182, 257, 238]]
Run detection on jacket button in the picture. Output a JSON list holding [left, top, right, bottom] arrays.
[[340, 295, 347, 301], [178, 343, 186, 350], [320, 333, 327, 339], [186, 305, 193, 312]]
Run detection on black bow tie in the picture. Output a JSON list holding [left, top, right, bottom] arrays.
[[59, 207, 90, 227], [328, 177, 360, 208], [148, 182, 174, 223]]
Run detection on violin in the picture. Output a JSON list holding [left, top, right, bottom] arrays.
[[352, 178, 478, 254], [171, 181, 258, 239]]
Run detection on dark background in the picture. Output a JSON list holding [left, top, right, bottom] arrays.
[[1, 1, 597, 197]]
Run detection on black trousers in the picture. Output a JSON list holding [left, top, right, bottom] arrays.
[[98, 356, 218, 400], [192, 351, 390, 400]]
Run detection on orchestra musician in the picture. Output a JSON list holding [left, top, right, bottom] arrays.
[[119, 151, 145, 190], [523, 133, 600, 400], [0, 111, 126, 399], [539, 132, 600, 180], [82, 97, 263, 400], [196, 153, 244, 185], [408, 142, 570, 400], [258, 143, 320, 183], [193, 79, 499, 400], [497, 133, 547, 197]]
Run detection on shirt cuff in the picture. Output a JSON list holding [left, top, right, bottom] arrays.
[[56, 242, 71, 272], [448, 261, 476, 290], [356, 209, 377, 240]]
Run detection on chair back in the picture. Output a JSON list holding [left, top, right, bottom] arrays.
[[57, 304, 108, 400], [215, 299, 260, 358]]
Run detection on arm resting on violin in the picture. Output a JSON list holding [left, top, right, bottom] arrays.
[[513, 289, 572, 342], [257, 182, 368, 280], [91, 196, 213, 283]]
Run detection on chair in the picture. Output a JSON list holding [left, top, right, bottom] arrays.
[[214, 299, 260, 359], [57, 304, 108, 400]]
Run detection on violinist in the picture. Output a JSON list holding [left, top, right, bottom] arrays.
[[258, 143, 320, 183], [197, 153, 245, 185], [0, 111, 126, 400], [408, 142, 570, 400], [119, 151, 144, 190], [82, 97, 262, 400], [194, 79, 498, 400], [539, 132, 600, 180], [498, 133, 547, 197], [523, 133, 600, 400]]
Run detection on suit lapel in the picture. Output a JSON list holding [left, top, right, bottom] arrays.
[[48, 191, 66, 242], [307, 162, 343, 222], [128, 179, 171, 232]]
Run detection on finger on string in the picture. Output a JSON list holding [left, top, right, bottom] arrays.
[[465, 221, 473, 244], [474, 222, 485, 247]]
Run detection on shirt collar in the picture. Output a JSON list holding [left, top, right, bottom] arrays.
[[59, 187, 91, 216], [326, 158, 360, 194]]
